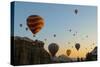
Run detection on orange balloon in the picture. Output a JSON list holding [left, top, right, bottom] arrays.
[[27, 15, 44, 34], [66, 49, 71, 56]]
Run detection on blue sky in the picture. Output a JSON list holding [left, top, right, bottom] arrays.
[[13, 1, 97, 58]]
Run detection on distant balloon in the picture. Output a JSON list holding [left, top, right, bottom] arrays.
[[72, 46, 73, 48], [75, 43, 80, 51], [48, 43, 59, 57], [69, 29, 72, 32], [53, 34, 56, 37], [68, 42, 71, 44], [66, 49, 71, 56], [25, 27, 28, 31], [73, 33, 75, 36], [74, 9, 78, 14], [44, 38, 47, 41], [75, 32, 77, 34], [86, 35, 88, 38], [33, 35, 36, 37], [93, 43, 95, 45], [27, 15, 44, 35], [20, 24, 22, 27]]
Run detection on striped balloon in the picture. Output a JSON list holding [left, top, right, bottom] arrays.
[[27, 15, 44, 35]]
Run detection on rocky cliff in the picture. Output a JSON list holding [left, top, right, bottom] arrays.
[[11, 36, 51, 65]]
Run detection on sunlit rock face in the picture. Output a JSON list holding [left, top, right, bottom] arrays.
[[12, 36, 51, 65]]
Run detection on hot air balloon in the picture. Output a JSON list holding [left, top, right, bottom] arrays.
[[91, 48, 93, 49], [53, 34, 56, 37], [73, 33, 75, 36], [86, 35, 88, 38], [69, 29, 72, 32], [72, 46, 73, 48], [27, 15, 44, 36], [68, 42, 71, 44], [75, 43, 80, 51], [44, 38, 47, 41], [74, 9, 78, 14], [19, 24, 22, 27], [48, 43, 59, 57], [93, 43, 95, 45], [33, 35, 36, 37], [25, 27, 28, 31], [76, 32, 77, 34], [66, 49, 71, 56]]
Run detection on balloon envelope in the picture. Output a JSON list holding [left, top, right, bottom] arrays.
[[73, 33, 75, 36], [27, 15, 44, 35], [75, 43, 80, 51], [48, 43, 59, 57], [44, 38, 47, 41], [25, 27, 28, 31], [69, 29, 72, 32], [75, 9, 78, 14], [53, 34, 56, 37], [66, 49, 71, 56], [20, 24, 22, 27]]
